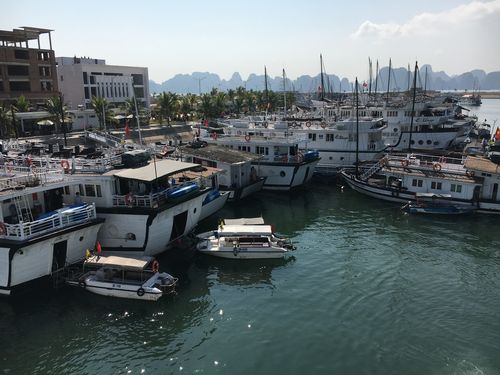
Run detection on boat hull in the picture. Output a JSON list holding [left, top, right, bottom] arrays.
[[254, 158, 319, 191], [199, 191, 230, 221]]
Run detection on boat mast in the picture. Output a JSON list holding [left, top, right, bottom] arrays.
[[355, 77, 360, 178], [283, 69, 287, 118], [424, 66, 428, 95], [264, 66, 269, 117], [386, 58, 392, 105], [408, 61, 419, 152], [374, 59, 379, 100], [320, 54, 325, 101], [368, 57, 373, 97], [407, 63, 411, 92]]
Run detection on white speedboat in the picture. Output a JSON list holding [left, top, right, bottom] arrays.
[[196, 223, 295, 259], [68, 255, 178, 301]]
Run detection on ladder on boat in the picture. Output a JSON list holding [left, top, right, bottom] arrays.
[[13, 195, 33, 223], [359, 157, 387, 181]]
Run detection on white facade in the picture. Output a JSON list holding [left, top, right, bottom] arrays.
[[56, 56, 149, 110]]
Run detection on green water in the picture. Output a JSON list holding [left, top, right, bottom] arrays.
[[2, 101, 500, 374]]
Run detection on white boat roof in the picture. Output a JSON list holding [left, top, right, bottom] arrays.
[[110, 159, 199, 182], [219, 224, 273, 236], [223, 217, 265, 225], [85, 255, 153, 270]]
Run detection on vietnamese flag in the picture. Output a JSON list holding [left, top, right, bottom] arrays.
[[495, 127, 500, 140], [124, 122, 130, 137], [96, 241, 102, 254], [203, 119, 209, 127]]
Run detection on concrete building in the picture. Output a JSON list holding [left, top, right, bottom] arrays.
[[56, 57, 149, 110], [0, 27, 59, 105]]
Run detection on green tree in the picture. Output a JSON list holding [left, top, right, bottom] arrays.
[[91, 96, 110, 130], [0, 102, 14, 138], [199, 93, 213, 120], [157, 92, 178, 126], [15, 95, 30, 112], [45, 95, 66, 134]]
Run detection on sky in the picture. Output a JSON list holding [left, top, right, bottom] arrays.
[[2, 0, 500, 83]]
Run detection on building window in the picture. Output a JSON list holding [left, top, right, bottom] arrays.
[[7, 65, 29, 76], [14, 49, 29, 59], [83, 72, 88, 84], [84, 87, 90, 99], [60, 75, 63, 82], [451, 184, 462, 193], [9, 81, 31, 91], [132, 74, 144, 85]]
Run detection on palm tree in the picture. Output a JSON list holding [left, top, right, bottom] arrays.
[[179, 95, 193, 123], [157, 92, 178, 126], [199, 93, 213, 121], [213, 92, 227, 117], [15, 95, 30, 112], [0, 102, 13, 138], [45, 95, 65, 133], [91, 96, 110, 130]]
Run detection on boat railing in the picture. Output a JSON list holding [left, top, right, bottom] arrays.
[[0, 163, 65, 190], [386, 153, 465, 173], [2, 203, 97, 241]]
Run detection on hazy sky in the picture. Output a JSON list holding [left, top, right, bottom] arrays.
[[2, 0, 499, 82]]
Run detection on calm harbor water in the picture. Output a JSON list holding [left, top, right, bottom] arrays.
[[2, 100, 500, 375]]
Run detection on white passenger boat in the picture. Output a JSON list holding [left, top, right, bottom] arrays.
[[196, 223, 295, 259], [67, 255, 177, 301], [0, 161, 104, 296]]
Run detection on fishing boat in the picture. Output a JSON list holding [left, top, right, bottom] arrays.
[[67, 255, 177, 301], [196, 222, 295, 259], [401, 193, 476, 215]]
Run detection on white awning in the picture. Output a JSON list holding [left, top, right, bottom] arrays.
[[85, 255, 153, 270], [112, 159, 200, 182]]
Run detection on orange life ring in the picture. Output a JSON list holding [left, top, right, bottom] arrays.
[[433, 163, 442, 172], [0, 222, 6, 236], [125, 193, 134, 206], [401, 159, 409, 167], [306, 122, 311, 128], [152, 260, 160, 273], [245, 134, 251, 142], [61, 159, 70, 171]]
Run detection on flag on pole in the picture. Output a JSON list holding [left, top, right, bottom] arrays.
[[495, 127, 500, 140], [203, 119, 209, 127], [96, 241, 102, 254], [124, 122, 130, 137]]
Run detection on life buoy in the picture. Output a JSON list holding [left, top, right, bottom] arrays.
[[306, 122, 311, 128], [125, 193, 134, 206], [137, 287, 145, 297], [401, 159, 409, 167], [263, 121, 268, 128], [433, 163, 442, 172], [152, 260, 160, 273], [321, 122, 326, 129], [60, 159, 70, 171], [245, 134, 251, 142], [466, 170, 475, 178], [0, 222, 6, 236]]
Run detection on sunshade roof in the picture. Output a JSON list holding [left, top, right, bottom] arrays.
[[112, 159, 199, 182]]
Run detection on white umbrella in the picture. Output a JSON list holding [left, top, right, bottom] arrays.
[[37, 119, 54, 126]]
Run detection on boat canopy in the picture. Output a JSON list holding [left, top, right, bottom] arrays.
[[223, 217, 265, 225], [112, 159, 199, 182], [85, 255, 153, 270], [219, 224, 273, 236]]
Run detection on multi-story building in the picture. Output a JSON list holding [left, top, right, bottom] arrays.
[[56, 56, 149, 110], [0, 27, 59, 105]]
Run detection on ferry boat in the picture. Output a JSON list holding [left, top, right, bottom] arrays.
[[341, 153, 500, 214], [196, 221, 295, 259], [200, 123, 320, 190], [0, 160, 104, 296], [67, 255, 177, 301]]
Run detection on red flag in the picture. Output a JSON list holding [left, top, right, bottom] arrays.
[[96, 241, 102, 254], [495, 128, 500, 141], [203, 119, 209, 127], [124, 122, 130, 137]]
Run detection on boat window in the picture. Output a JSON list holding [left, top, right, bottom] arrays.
[[326, 134, 334, 142], [412, 179, 423, 187], [451, 184, 462, 193], [431, 181, 442, 190], [280, 171, 286, 177], [85, 184, 96, 197], [426, 140, 432, 145], [96, 185, 102, 197], [64, 186, 70, 195]]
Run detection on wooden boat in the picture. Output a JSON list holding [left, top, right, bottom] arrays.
[[67, 255, 178, 301], [196, 221, 295, 259], [401, 193, 476, 215]]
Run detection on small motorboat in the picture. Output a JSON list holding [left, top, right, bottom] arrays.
[[196, 219, 295, 259], [67, 255, 178, 301], [401, 193, 476, 215]]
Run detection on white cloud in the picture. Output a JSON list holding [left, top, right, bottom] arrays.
[[351, 0, 500, 39]]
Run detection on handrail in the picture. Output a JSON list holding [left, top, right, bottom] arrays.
[[2, 203, 97, 241]]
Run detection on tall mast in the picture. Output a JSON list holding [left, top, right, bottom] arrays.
[[283, 69, 287, 118], [386, 58, 392, 105], [424, 65, 428, 94], [408, 61, 419, 152], [355, 77, 360, 178], [407, 63, 411, 92], [320, 54, 325, 101], [368, 57, 373, 97], [264, 65, 269, 106]]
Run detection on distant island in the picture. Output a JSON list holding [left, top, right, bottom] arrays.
[[149, 64, 500, 95]]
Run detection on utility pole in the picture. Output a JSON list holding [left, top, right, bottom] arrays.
[[196, 76, 207, 95]]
